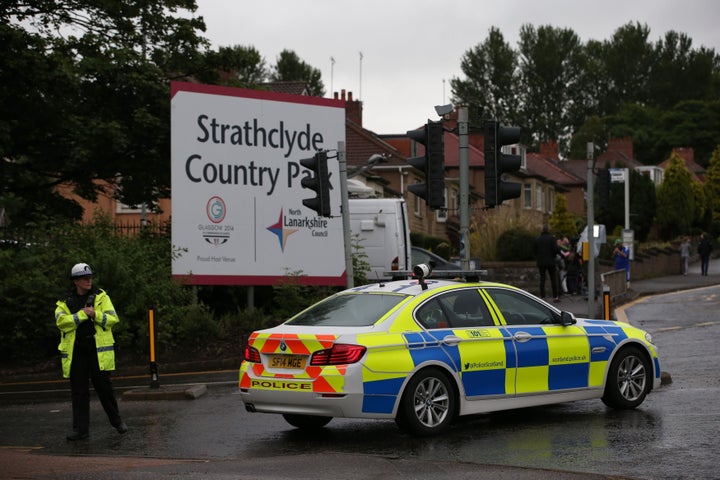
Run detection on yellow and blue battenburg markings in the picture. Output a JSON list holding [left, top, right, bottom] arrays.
[[355, 318, 659, 414]]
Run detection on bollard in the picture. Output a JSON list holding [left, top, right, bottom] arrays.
[[602, 284, 611, 320], [149, 307, 160, 389]]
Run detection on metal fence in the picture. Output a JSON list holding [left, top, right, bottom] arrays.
[[0, 222, 169, 245], [600, 269, 628, 302]]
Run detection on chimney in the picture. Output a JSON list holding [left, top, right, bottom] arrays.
[[468, 131, 484, 151], [672, 147, 694, 164], [344, 90, 362, 126], [539, 140, 559, 159], [607, 137, 634, 160]]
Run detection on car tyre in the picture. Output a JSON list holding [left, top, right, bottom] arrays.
[[395, 368, 457, 436], [282, 414, 332, 430], [602, 346, 651, 409]]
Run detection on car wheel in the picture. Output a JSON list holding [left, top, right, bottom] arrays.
[[396, 368, 457, 436], [602, 346, 651, 409], [282, 414, 332, 430]]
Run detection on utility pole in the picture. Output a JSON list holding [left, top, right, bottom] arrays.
[[587, 142, 596, 318], [458, 106, 470, 270], [338, 141, 354, 288]]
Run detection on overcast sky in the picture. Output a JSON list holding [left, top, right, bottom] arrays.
[[194, 0, 720, 134]]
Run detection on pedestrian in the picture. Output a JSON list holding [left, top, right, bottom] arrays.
[[613, 238, 630, 284], [55, 262, 127, 441], [565, 250, 582, 295], [679, 236, 691, 275], [698, 232, 713, 276], [534, 224, 561, 302]]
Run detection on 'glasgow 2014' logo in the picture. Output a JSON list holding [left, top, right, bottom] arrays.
[[206, 196, 226, 223], [200, 196, 231, 246]]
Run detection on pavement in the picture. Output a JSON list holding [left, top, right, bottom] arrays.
[[556, 257, 720, 320]]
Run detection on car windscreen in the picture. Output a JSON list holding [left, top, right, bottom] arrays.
[[286, 292, 408, 327]]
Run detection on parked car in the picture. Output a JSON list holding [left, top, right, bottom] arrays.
[[239, 264, 661, 436], [411, 246, 461, 271]]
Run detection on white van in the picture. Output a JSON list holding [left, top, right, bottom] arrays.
[[348, 198, 412, 281]]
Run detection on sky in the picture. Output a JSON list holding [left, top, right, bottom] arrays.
[[193, 0, 720, 135]]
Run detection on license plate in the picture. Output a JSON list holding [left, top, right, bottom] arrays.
[[269, 354, 306, 369]]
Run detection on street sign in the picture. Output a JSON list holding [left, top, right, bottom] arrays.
[[609, 168, 627, 183]]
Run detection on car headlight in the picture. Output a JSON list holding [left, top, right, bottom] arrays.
[[645, 332, 654, 344]]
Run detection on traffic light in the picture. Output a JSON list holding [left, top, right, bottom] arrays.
[[597, 168, 611, 209], [300, 150, 331, 217], [484, 119, 522, 207], [407, 120, 445, 209]]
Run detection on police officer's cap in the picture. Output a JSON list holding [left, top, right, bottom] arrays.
[[71, 263, 93, 278]]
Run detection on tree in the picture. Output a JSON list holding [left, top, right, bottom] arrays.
[[451, 27, 519, 128], [197, 45, 268, 87], [548, 194, 577, 239], [656, 154, 694, 239], [628, 169, 657, 242], [597, 22, 654, 114], [516, 25, 587, 151], [650, 31, 720, 109], [1, 1, 207, 224], [271, 49, 325, 97], [705, 145, 720, 236]]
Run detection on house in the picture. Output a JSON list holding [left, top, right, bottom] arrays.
[[658, 147, 706, 183], [56, 85, 587, 247]]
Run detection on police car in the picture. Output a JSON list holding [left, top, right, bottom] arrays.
[[239, 264, 661, 436]]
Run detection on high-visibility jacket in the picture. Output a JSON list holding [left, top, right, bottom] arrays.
[[55, 289, 119, 378]]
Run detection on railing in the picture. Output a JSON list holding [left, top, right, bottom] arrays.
[[600, 269, 628, 302], [0, 222, 169, 244]]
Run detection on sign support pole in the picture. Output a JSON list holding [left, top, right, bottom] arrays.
[[338, 141, 354, 288]]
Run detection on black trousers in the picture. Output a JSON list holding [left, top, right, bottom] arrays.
[[69, 339, 121, 433], [538, 265, 559, 299]]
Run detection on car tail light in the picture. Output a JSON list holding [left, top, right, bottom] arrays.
[[310, 344, 366, 365], [244, 345, 261, 363], [391, 256, 399, 270]]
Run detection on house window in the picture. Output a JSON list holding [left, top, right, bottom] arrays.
[[412, 179, 423, 216], [523, 183, 533, 209], [536, 185, 544, 211]]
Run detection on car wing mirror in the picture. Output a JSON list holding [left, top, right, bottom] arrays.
[[559, 311, 577, 326]]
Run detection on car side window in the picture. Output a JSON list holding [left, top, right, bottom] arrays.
[[483, 288, 557, 326], [415, 298, 450, 329], [416, 289, 493, 329]]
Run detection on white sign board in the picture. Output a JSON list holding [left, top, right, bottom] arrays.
[[170, 82, 346, 286], [609, 167, 627, 183]]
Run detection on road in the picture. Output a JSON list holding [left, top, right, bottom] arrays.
[[1, 285, 718, 479]]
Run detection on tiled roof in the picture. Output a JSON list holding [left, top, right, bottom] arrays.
[[526, 154, 585, 187]]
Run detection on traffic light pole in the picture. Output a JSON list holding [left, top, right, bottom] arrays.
[[458, 106, 470, 270], [337, 141, 354, 288], [587, 143, 596, 318]]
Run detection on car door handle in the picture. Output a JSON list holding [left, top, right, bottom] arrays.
[[442, 335, 462, 346], [513, 331, 532, 342]]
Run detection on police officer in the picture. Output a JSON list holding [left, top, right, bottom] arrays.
[[55, 262, 127, 441]]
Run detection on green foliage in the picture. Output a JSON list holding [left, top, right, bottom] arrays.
[[704, 145, 720, 235], [271, 49, 325, 97], [451, 20, 720, 158], [656, 155, 695, 239], [351, 234, 371, 286], [495, 227, 536, 261], [450, 26, 518, 127], [0, 217, 192, 365], [271, 270, 334, 322], [548, 194, 578, 239]]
